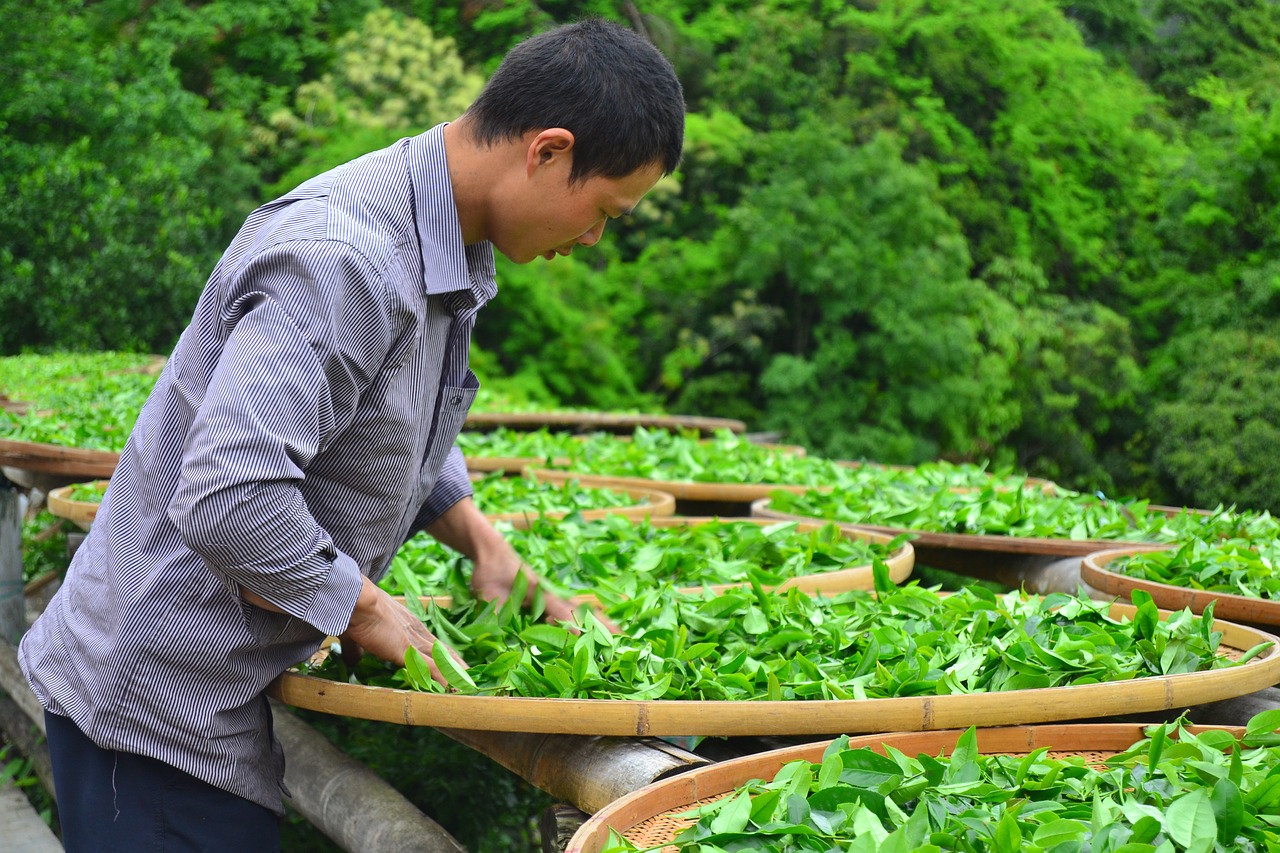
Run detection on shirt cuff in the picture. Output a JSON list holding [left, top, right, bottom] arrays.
[[414, 448, 474, 529], [299, 550, 365, 637]]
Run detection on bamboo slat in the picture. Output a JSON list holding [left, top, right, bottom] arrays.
[[268, 602, 1280, 736], [564, 723, 1247, 852], [1083, 546, 1280, 627]]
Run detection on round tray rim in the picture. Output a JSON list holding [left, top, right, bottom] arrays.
[[482, 483, 679, 528], [528, 469, 812, 502], [464, 455, 558, 474], [564, 722, 1249, 852], [640, 516, 914, 595], [46, 479, 110, 531], [751, 498, 1167, 557], [0, 438, 119, 479], [268, 600, 1280, 735], [464, 411, 746, 435], [1083, 545, 1280, 626]]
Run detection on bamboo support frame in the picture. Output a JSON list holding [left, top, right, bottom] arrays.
[[435, 728, 709, 815]]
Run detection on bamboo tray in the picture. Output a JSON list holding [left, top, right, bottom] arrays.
[[465, 455, 554, 475], [268, 601, 1280, 735], [751, 497, 1187, 558], [465, 439, 803, 476], [565, 722, 1245, 852], [46, 480, 109, 531], [0, 438, 119, 479], [626, 516, 913, 596], [464, 411, 746, 435], [1083, 546, 1280, 627], [484, 484, 678, 528], [528, 469, 813, 504], [838, 460, 1057, 492]]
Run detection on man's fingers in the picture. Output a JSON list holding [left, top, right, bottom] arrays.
[[338, 633, 363, 670]]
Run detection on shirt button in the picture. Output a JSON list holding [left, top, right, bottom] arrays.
[[450, 395, 463, 405]]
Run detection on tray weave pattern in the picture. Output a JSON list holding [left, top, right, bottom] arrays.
[[623, 748, 1118, 850]]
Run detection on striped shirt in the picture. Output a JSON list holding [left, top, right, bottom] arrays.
[[19, 124, 494, 814]]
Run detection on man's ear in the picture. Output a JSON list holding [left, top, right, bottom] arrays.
[[526, 128, 576, 176]]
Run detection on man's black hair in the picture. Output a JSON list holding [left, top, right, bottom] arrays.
[[464, 18, 685, 183]]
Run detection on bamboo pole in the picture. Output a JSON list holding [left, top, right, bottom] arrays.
[[270, 701, 466, 853], [968, 555, 1105, 598], [436, 729, 709, 815], [0, 485, 23, 646], [0, 691, 53, 798], [540, 804, 588, 853]]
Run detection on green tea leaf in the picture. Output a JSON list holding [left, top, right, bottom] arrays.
[[431, 641, 477, 693]]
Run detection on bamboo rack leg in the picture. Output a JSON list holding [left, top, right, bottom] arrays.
[[435, 728, 710, 815], [0, 485, 24, 645], [271, 701, 467, 853], [540, 803, 588, 853], [0, 690, 54, 798]]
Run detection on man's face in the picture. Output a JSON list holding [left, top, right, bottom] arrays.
[[496, 161, 665, 264]]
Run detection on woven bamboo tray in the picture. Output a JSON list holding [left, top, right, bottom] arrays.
[[837, 460, 1057, 492], [484, 484, 677, 528], [627, 516, 913, 595], [46, 480, 109, 531], [528, 469, 813, 504], [465, 439, 804, 476], [565, 722, 1246, 852], [463, 411, 746, 435], [464, 455, 552, 475], [0, 438, 119, 479], [1083, 546, 1280, 627], [268, 600, 1280, 735], [751, 497, 1188, 558]]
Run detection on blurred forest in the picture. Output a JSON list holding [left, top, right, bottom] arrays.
[[4, 0, 1280, 512]]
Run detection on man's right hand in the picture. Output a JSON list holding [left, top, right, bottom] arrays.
[[339, 576, 465, 687]]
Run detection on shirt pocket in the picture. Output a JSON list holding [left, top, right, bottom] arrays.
[[422, 369, 479, 485]]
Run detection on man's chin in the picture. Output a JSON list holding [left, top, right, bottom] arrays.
[[496, 246, 550, 265]]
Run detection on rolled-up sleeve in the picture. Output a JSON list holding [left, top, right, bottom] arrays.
[[170, 241, 391, 636]]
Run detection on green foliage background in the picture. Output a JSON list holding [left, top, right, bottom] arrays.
[[5, 3, 1280, 848], [5, 0, 1280, 511]]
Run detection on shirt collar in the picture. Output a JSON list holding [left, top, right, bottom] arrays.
[[406, 125, 498, 303]]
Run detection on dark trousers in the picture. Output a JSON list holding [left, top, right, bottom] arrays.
[[45, 710, 280, 853]]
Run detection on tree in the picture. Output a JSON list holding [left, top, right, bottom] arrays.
[[0, 0, 254, 353], [1149, 328, 1280, 512], [265, 8, 484, 194]]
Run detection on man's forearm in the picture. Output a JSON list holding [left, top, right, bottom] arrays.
[[424, 496, 511, 564]]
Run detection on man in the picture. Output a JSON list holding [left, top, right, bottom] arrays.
[[20, 18, 684, 851]]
